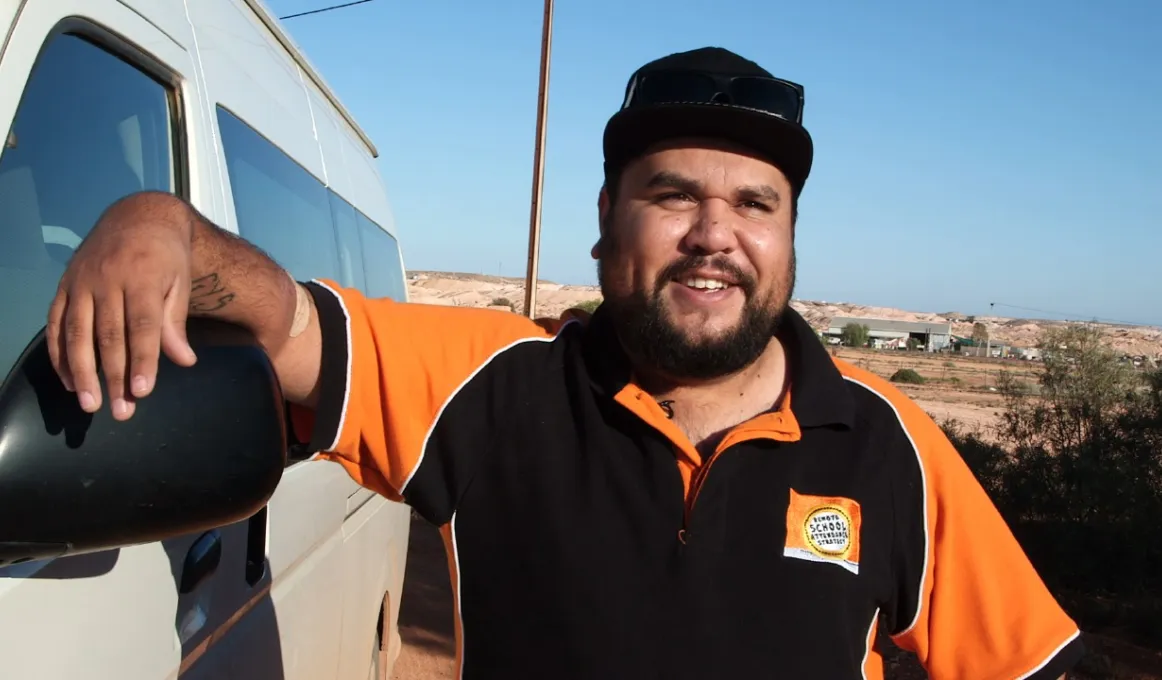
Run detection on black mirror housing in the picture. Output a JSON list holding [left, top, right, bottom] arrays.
[[0, 319, 287, 566]]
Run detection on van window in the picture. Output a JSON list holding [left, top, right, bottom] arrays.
[[0, 33, 175, 379], [328, 191, 367, 291], [216, 107, 340, 283], [357, 213, 407, 301]]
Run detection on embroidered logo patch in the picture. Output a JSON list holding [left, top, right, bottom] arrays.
[[783, 489, 862, 575]]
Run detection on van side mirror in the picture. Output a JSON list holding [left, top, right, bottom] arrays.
[[0, 319, 287, 566]]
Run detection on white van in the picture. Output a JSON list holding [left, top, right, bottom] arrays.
[[0, 1, 412, 678]]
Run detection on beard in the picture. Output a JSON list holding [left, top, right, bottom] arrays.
[[596, 235, 796, 382]]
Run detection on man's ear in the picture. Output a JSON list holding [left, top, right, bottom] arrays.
[[592, 184, 611, 260]]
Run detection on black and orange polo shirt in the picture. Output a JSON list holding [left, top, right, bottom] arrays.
[[290, 279, 1084, 680]]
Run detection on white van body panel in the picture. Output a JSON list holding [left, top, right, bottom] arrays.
[[309, 86, 357, 202], [0, 0, 412, 678], [186, 0, 327, 226]]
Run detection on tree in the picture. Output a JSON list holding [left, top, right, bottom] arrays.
[[971, 322, 989, 345], [840, 322, 870, 348]]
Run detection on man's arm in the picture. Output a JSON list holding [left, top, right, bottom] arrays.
[[49, 191, 563, 520], [878, 394, 1085, 679], [282, 280, 571, 520]]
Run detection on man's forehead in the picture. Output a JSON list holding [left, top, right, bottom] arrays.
[[626, 138, 791, 190]]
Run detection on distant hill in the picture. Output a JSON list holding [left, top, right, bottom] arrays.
[[406, 271, 1162, 358]]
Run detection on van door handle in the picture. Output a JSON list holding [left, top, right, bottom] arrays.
[[179, 529, 222, 594]]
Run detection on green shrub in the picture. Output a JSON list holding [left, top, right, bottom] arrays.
[[575, 298, 602, 313], [949, 324, 1162, 599], [890, 368, 926, 384]]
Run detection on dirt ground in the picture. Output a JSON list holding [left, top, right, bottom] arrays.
[[830, 347, 1043, 441], [390, 514, 457, 679]]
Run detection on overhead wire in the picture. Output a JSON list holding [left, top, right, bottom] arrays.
[[988, 302, 1151, 328], [278, 0, 376, 21]]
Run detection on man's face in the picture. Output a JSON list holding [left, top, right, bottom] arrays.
[[594, 138, 797, 382]]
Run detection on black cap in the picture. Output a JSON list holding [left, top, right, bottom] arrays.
[[603, 47, 814, 197]]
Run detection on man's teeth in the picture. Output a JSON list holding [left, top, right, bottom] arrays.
[[682, 278, 730, 290]]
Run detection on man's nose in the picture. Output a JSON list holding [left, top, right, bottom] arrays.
[[682, 199, 738, 255]]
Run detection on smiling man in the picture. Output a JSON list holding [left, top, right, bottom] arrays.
[[593, 140, 800, 450], [49, 47, 1083, 678]]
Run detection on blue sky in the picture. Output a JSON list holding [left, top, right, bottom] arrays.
[[272, 0, 1160, 325]]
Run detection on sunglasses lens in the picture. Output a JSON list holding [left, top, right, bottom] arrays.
[[729, 77, 801, 121], [630, 72, 802, 123], [635, 72, 720, 106]]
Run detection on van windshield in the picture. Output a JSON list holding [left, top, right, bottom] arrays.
[[0, 34, 174, 382]]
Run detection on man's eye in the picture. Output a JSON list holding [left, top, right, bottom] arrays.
[[658, 192, 693, 204], [740, 200, 772, 212]]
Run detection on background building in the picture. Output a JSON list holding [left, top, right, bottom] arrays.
[[826, 316, 953, 351]]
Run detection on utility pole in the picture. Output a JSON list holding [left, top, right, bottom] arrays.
[[522, 0, 554, 318], [986, 302, 994, 359]]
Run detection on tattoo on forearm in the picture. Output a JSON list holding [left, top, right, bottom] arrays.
[[190, 273, 236, 313]]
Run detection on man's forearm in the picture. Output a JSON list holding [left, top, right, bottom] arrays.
[[185, 205, 297, 355], [168, 194, 321, 404]]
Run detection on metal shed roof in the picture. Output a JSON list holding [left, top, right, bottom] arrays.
[[828, 317, 953, 335]]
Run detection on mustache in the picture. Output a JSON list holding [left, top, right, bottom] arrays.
[[655, 255, 757, 296]]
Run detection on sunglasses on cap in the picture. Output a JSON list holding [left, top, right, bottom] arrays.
[[620, 69, 805, 125]]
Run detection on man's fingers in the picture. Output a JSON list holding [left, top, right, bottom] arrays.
[[93, 290, 133, 421], [52, 329, 75, 395], [63, 293, 99, 413], [46, 288, 74, 392], [125, 282, 167, 399], [44, 193, 200, 420], [160, 274, 196, 368]]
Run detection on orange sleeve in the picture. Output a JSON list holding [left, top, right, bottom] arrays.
[[287, 279, 566, 522], [882, 385, 1084, 679]]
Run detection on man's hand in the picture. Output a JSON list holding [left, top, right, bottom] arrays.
[[46, 191, 322, 420], [47, 193, 199, 421]]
